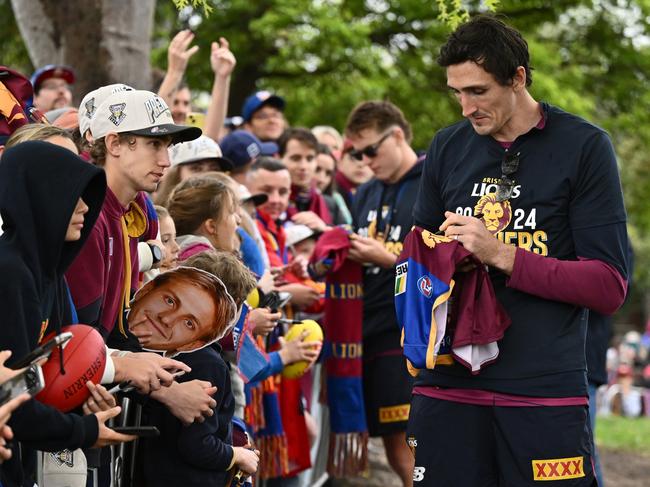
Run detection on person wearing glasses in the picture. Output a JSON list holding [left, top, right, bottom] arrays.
[[344, 100, 422, 487], [407, 15, 629, 486], [30, 65, 75, 113]]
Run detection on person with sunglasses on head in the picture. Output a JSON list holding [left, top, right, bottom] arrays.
[[407, 15, 629, 486], [344, 100, 423, 487]]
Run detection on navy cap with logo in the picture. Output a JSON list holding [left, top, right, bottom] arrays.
[[219, 130, 278, 168], [241, 91, 285, 122]]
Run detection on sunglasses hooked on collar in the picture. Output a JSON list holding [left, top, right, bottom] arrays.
[[348, 130, 394, 161], [495, 151, 520, 202]]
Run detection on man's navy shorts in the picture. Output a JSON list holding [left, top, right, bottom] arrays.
[[406, 394, 597, 486]]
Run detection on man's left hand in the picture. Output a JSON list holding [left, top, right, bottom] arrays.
[[439, 211, 516, 274]]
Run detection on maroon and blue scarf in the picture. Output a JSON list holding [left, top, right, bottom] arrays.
[[310, 226, 368, 476]]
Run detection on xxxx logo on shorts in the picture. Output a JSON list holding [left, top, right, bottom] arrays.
[[531, 456, 584, 481], [378, 404, 410, 423]]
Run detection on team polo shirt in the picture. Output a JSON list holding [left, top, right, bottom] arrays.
[[352, 159, 423, 354], [412, 103, 628, 397]]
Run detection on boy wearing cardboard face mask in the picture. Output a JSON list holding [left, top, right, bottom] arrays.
[[133, 266, 260, 486]]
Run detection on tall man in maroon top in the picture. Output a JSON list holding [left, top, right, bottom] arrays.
[[408, 15, 629, 486]]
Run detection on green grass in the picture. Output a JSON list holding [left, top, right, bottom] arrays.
[[595, 416, 650, 453]]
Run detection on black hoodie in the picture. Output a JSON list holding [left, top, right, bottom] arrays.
[[0, 140, 106, 487], [352, 156, 423, 355]]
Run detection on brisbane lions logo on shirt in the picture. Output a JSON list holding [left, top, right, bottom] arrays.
[[474, 192, 512, 234]]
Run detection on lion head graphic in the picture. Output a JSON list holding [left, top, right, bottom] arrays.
[[474, 192, 512, 234]]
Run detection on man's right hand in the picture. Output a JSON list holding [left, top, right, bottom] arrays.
[[92, 406, 137, 448], [151, 380, 217, 425], [112, 353, 190, 394]]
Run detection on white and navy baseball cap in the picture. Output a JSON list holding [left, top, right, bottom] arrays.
[[90, 89, 201, 144], [169, 135, 233, 171], [78, 83, 134, 136]]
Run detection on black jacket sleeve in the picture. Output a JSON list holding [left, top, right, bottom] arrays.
[[0, 275, 99, 452], [176, 353, 234, 470]]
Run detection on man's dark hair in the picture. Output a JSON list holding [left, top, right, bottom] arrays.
[[277, 127, 318, 156], [250, 156, 288, 174], [344, 100, 412, 143], [438, 15, 533, 87]]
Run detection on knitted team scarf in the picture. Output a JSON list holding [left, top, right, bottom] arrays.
[[310, 226, 368, 477], [248, 372, 290, 479], [243, 340, 290, 479], [256, 209, 288, 267], [233, 304, 288, 479], [245, 316, 312, 478]]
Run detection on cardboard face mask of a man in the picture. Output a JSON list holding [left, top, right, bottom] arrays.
[[128, 266, 236, 356]]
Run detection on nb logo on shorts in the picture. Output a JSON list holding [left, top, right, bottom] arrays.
[[413, 466, 426, 482], [407, 436, 417, 456], [531, 456, 584, 481]]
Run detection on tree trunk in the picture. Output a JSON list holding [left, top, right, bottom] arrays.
[[10, 0, 155, 104]]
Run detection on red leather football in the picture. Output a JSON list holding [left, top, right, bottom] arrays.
[[36, 324, 106, 412]]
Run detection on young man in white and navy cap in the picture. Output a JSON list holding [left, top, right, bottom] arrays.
[[65, 90, 218, 431]]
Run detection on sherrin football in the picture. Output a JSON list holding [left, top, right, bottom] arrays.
[[282, 319, 323, 379], [36, 324, 107, 412]]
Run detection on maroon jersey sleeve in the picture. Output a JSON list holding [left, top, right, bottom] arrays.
[[507, 248, 627, 315]]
